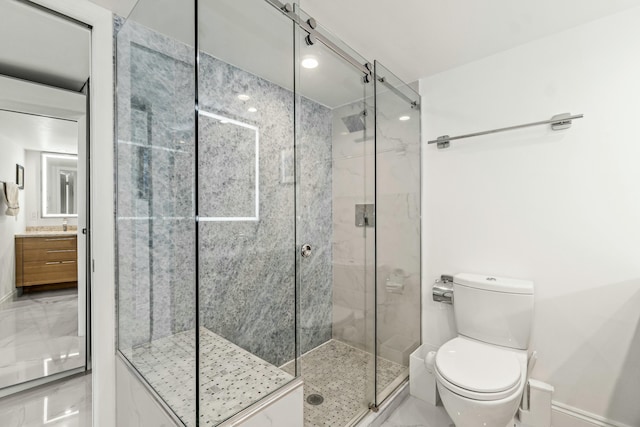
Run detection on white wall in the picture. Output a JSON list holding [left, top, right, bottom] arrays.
[[0, 140, 26, 302], [420, 7, 640, 427]]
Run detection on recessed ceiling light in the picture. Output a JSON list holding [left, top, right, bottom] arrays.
[[301, 57, 319, 69], [237, 94, 250, 101], [247, 107, 257, 113], [399, 115, 410, 121]]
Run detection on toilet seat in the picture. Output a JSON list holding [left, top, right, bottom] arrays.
[[435, 337, 523, 401]]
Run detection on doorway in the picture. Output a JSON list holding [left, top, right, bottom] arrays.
[[0, 0, 91, 396]]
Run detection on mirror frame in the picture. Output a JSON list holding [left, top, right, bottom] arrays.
[[41, 151, 79, 218]]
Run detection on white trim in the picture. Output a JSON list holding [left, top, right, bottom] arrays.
[[220, 377, 303, 426], [28, 1, 115, 426], [552, 401, 633, 427], [0, 289, 17, 305], [0, 74, 86, 118]]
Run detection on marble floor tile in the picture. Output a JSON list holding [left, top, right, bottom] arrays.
[[281, 340, 408, 427], [379, 396, 453, 427], [0, 289, 85, 389], [0, 373, 92, 427]]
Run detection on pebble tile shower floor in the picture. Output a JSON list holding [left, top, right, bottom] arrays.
[[282, 340, 408, 427], [123, 331, 406, 426], [122, 328, 293, 426]]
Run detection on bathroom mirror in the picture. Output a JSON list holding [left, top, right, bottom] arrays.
[[42, 152, 78, 217]]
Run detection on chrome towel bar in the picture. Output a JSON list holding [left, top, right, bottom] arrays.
[[428, 113, 584, 149]]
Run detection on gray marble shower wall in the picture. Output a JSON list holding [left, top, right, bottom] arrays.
[[116, 19, 197, 352], [116, 19, 333, 367], [198, 53, 333, 366]]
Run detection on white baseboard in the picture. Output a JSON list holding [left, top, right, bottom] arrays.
[[552, 401, 632, 427], [0, 289, 16, 305]]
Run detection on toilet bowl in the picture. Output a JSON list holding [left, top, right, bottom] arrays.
[[434, 337, 527, 427], [431, 273, 534, 427]]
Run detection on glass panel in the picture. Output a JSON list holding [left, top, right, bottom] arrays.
[[115, 1, 197, 425], [197, 0, 298, 424], [373, 61, 421, 403], [295, 7, 376, 425]]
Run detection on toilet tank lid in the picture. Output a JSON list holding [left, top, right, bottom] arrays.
[[454, 273, 534, 295]]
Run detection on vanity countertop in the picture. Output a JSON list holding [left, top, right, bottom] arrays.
[[15, 231, 78, 238]]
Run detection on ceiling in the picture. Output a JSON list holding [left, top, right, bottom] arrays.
[[301, 0, 640, 83], [0, 0, 90, 91], [91, 0, 640, 84], [0, 110, 78, 154]]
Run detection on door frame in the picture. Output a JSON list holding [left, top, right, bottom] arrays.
[[28, 1, 115, 426]]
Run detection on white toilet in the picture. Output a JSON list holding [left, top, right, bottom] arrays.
[[433, 273, 534, 427]]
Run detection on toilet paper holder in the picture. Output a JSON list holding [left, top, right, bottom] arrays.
[[433, 275, 454, 304]]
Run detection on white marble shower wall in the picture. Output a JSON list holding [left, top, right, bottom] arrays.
[[331, 100, 375, 352], [331, 98, 421, 365], [375, 129, 421, 366]]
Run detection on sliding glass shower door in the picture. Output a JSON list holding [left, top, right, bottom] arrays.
[[295, 6, 377, 425], [373, 61, 421, 405]]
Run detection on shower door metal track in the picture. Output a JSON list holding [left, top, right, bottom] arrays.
[[376, 75, 419, 109], [264, 0, 419, 107], [264, 0, 371, 76]]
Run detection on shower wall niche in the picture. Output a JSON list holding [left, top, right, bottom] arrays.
[[115, 1, 421, 426]]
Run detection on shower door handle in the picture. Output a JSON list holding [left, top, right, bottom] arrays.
[[301, 244, 312, 258]]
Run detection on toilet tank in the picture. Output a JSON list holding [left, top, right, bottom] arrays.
[[453, 273, 534, 350]]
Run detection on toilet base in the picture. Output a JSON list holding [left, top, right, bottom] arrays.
[[437, 382, 521, 427]]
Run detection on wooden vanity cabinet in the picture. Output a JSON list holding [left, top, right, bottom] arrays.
[[15, 235, 78, 290]]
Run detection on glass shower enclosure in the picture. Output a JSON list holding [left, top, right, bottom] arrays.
[[115, 1, 421, 425]]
